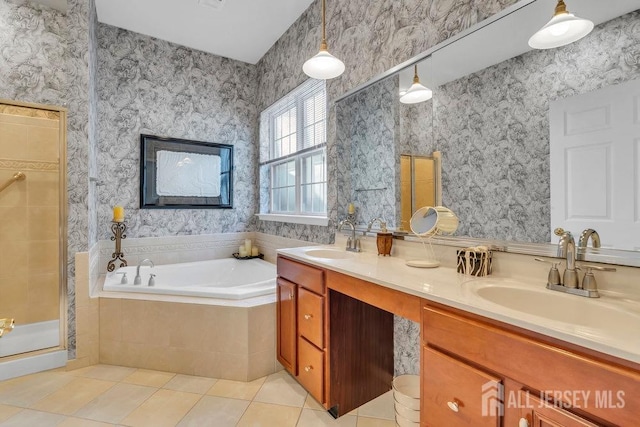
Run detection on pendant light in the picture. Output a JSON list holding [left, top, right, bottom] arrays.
[[528, 0, 594, 49], [400, 65, 433, 104], [303, 0, 345, 80]]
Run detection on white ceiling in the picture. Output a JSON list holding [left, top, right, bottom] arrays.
[[399, 0, 640, 92], [94, 0, 315, 64]]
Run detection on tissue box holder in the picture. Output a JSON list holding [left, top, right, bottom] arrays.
[[457, 249, 492, 276]]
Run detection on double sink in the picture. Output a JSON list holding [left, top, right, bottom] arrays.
[[298, 246, 640, 357]]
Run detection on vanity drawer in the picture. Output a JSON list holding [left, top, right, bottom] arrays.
[[277, 256, 325, 294], [423, 346, 500, 427], [298, 287, 324, 348], [298, 336, 325, 404]]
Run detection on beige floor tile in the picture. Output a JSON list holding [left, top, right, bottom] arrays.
[[253, 370, 307, 407], [163, 374, 217, 394], [355, 417, 397, 427], [297, 409, 358, 427], [58, 417, 115, 427], [177, 395, 250, 427], [356, 391, 394, 420], [0, 408, 66, 426], [69, 364, 137, 381], [122, 369, 175, 388], [31, 377, 116, 415], [119, 389, 200, 427], [73, 383, 156, 423], [0, 372, 74, 407], [0, 403, 22, 422], [207, 376, 266, 401], [303, 394, 325, 411], [236, 401, 301, 427]]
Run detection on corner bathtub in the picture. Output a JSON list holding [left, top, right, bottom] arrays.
[[103, 258, 276, 300]]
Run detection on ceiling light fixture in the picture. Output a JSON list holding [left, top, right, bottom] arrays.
[[528, 0, 594, 49], [303, 0, 344, 80], [400, 65, 433, 104]]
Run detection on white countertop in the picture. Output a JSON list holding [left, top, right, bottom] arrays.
[[277, 245, 640, 365]]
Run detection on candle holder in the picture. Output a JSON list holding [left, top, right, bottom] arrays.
[[107, 221, 127, 272]]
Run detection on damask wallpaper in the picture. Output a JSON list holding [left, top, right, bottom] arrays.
[[436, 10, 640, 243], [336, 76, 399, 228], [0, 0, 94, 357], [96, 24, 258, 240], [255, 0, 520, 242]]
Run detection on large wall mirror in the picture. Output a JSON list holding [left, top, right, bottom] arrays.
[[336, 0, 640, 266]]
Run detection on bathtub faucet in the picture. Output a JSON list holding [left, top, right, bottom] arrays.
[[134, 259, 154, 285]]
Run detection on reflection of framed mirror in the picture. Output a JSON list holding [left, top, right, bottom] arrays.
[[140, 134, 233, 209], [400, 151, 441, 232]]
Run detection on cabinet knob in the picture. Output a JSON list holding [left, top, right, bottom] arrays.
[[304, 314, 313, 320], [447, 400, 459, 412], [304, 365, 313, 372], [518, 418, 529, 427]]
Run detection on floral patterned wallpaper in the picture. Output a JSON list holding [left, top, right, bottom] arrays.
[[96, 25, 258, 240], [0, 0, 95, 357], [435, 10, 640, 243], [336, 76, 399, 228], [255, 0, 520, 243]]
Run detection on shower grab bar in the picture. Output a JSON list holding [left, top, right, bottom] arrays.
[[0, 172, 26, 193]]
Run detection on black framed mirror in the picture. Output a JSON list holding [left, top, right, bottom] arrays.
[[140, 134, 233, 209]]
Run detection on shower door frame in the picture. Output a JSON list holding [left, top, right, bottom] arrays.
[[0, 99, 68, 354]]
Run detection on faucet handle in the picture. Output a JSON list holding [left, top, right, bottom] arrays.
[[554, 227, 567, 236], [535, 258, 561, 285], [577, 265, 615, 291], [148, 274, 156, 287], [116, 272, 128, 284]]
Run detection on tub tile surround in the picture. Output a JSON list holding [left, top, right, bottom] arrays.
[[63, 232, 313, 381]]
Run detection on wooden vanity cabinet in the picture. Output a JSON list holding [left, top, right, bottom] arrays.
[[276, 256, 400, 416], [422, 302, 640, 427], [276, 256, 326, 404]]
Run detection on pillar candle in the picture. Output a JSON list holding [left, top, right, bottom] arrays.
[[113, 206, 125, 222], [245, 239, 252, 253], [251, 246, 259, 257], [239, 247, 248, 257], [348, 203, 355, 214]]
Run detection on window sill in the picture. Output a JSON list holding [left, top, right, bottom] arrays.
[[256, 214, 329, 226]]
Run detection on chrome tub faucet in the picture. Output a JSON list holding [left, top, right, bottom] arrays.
[[134, 259, 154, 285]]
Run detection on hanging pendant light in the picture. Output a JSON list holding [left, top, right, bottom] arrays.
[[528, 0, 594, 49], [400, 65, 433, 104], [303, 0, 345, 80]]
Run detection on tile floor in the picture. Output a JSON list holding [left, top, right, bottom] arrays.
[[0, 365, 398, 426]]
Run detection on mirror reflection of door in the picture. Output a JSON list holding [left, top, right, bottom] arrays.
[[550, 79, 640, 250], [400, 151, 441, 231]]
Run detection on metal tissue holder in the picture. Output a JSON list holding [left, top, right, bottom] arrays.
[[107, 221, 128, 272]]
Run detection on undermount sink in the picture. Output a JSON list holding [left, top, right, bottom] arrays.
[[466, 280, 640, 336], [304, 248, 356, 260]]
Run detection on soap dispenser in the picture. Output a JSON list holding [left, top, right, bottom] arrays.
[[376, 223, 393, 256]]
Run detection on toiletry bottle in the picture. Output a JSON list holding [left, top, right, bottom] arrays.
[[376, 223, 393, 256]]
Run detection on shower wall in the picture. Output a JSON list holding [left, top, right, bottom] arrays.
[[0, 104, 62, 334]]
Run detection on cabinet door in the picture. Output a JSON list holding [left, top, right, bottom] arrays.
[[277, 278, 297, 374], [518, 392, 599, 427], [423, 346, 501, 427]]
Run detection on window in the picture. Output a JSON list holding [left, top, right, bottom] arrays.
[[259, 80, 328, 224]]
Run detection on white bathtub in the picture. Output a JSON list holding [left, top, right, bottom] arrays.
[[103, 258, 276, 299]]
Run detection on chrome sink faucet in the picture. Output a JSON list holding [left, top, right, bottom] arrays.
[[366, 217, 387, 232], [577, 228, 600, 261], [556, 228, 578, 289], [134, 258, 154, 285], [337, 219, 361, 252], [536, 228, 615, 298]]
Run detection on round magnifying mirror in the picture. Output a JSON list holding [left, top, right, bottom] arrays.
[[410, 206, 439, 236]]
